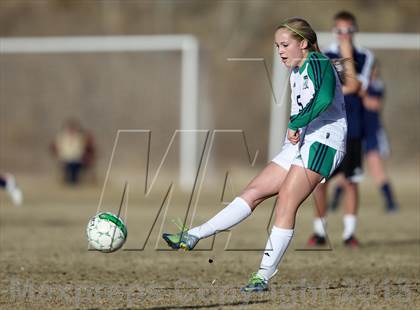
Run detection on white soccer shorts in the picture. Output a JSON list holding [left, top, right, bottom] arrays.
[[271, 139, 345, 179]]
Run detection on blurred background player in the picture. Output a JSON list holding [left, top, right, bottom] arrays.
[[362, 61, 398, 212], [329, 61, 399, 213], [308, 11, 374, 247], [51, 119, 96, 185], [0, 173, 23, 206]]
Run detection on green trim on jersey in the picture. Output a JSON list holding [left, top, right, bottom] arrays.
[[288, 52, 336, 131], [308, 141, 337, 178]]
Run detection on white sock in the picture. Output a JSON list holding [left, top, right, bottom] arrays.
[[188, 197, 252, 239], [343, 214, 357, 240], [257, 226, 294, 281], [313, 217, 327, 237]]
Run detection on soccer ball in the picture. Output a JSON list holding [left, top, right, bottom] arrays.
[[86, 212, 127, 253]]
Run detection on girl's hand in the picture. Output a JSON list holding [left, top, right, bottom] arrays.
[[288, 128, 300, 145]]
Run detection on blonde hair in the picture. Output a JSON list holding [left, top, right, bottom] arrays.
[[276, 17, 321, 52], [277, 17, 353, 84]]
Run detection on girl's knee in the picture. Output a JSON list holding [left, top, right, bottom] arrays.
[[277, 186, 293, 204]]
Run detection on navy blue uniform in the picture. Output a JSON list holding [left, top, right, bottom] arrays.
[[323, 43, 374, 181], [363, 79, 389, 156]]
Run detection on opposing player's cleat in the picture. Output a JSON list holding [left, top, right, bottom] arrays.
[[343, 235, 359, 248], [307, 234, 326, 246], [4, 174, 23, 206], [241, 272, 268, 292], [162, 219, 199, 251]]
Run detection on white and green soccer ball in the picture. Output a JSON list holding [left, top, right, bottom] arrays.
[[86, 212, 127, 252]]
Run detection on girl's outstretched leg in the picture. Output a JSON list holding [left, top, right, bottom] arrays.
[[162, 163, 288, 250]]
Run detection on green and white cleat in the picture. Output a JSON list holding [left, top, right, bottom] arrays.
[[162, 219, 199, 251], [162, 231, 199, 251], [241, 272, 269, 292]]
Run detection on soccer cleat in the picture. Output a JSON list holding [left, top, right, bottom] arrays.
[[241, 272, 269, 292], [162, 231, 199, 251], [343, 235, 359, 248], [307, 234, 326, 246], [162, 218, 199, 251]]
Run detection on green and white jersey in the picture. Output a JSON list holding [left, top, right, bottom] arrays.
[[288, 52, 347, 152]]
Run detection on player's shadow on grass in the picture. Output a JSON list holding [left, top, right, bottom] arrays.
[[117, 299, 269, 310]]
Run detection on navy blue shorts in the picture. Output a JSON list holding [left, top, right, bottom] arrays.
[[331, 138, 363, 182]]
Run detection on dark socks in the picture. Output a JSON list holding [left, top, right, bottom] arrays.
[[0, 177, 6, 188], [381, 182, 398, 211], [329, 186, 343, 211]]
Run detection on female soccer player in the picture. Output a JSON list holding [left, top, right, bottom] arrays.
[[163, 17, 347, 292]]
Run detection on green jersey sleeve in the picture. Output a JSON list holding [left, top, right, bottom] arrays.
[[288, 53, 336, 131]]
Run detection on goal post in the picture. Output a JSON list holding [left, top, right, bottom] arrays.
[[269, 32, 420, 160], [0, 35, 199, 188]]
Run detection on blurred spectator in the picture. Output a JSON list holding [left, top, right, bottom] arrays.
[[51, 119, 96, 185]]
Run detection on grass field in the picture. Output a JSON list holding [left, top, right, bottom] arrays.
[[0, 169, 419, 309]]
